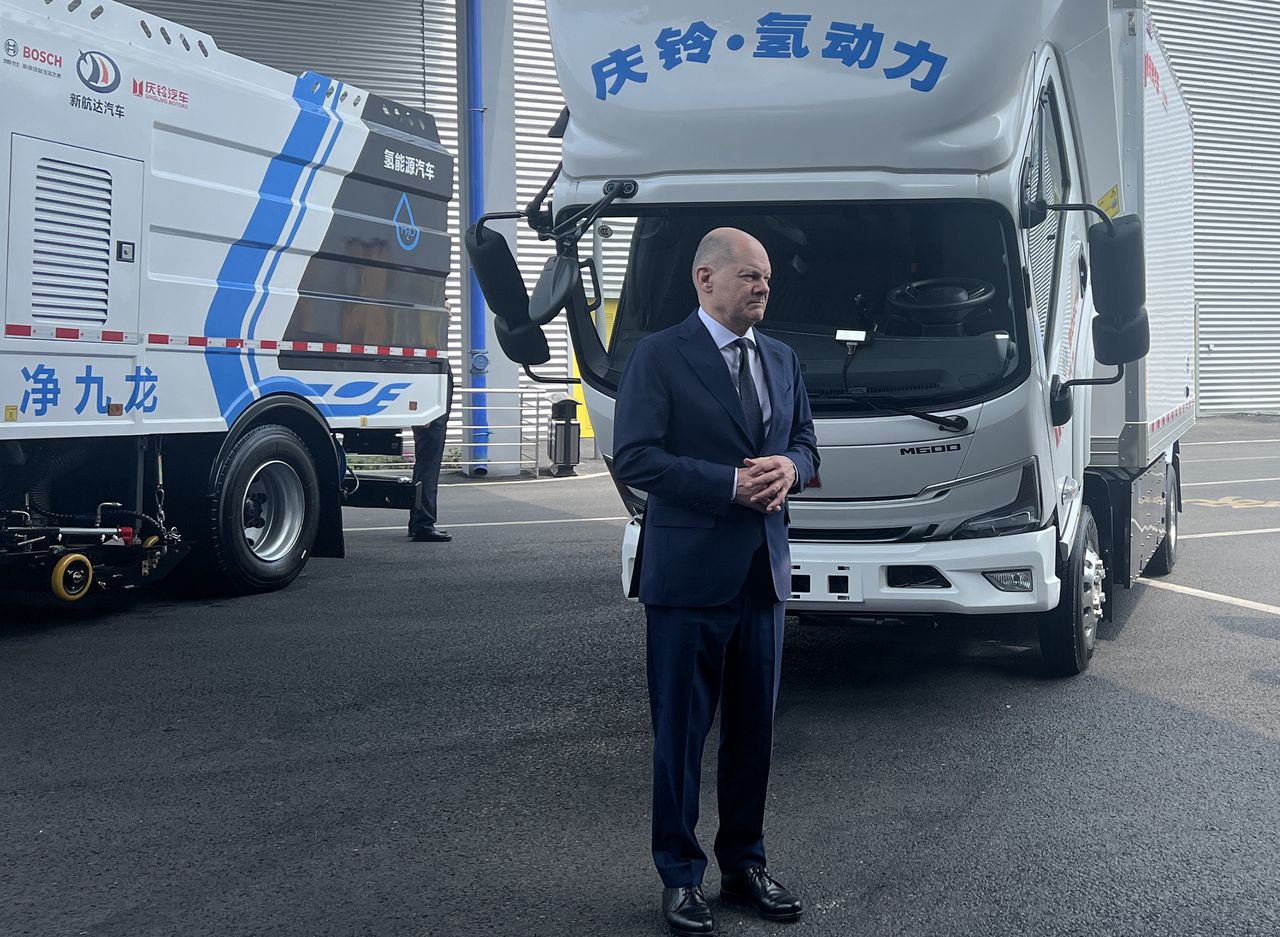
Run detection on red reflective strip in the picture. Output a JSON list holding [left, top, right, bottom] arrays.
[[321, 342, 338, 353], [291, 341, 309, 352], [225, 338, 244, 349], [377, 346, 391, 356], [259, 339, 278, 350], [426, 348, 437, 358], [188, 336, 208, 347], [4, 324, 33, 337], [351, 344, 365, 355], [101, 330, 125, 343], [400, 347, 414, 357], [148, 333, 170, 344], [55, 327, 79, 339]]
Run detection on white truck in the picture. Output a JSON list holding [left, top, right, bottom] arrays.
[[1, 0, 453, 599], [468, 0, 1194, 674]]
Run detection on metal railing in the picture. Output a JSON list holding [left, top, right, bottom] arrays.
[[445, 386, 555, 476], [351, 386, 566, 477]]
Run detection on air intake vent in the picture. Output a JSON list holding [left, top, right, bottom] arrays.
[[31, 157, 113, 324]]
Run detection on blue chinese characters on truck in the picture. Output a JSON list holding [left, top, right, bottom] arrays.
[[19, 363, 160, 417], [591, 10, 948, 100]]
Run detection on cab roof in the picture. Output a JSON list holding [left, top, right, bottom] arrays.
[[546, 0, 1105, 181]]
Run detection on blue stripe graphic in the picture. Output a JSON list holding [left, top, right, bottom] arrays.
[[203, 73, 336, 421], [245, 81, 346, 388]]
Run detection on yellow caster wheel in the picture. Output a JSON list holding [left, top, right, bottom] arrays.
[[51, 553, 94, 602]]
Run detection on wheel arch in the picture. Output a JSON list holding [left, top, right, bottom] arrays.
[[1083, 470, 1117, 583], [215, 394, 344, 559]]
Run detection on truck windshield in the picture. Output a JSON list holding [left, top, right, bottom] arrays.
[[589, 202, 1027, 413]]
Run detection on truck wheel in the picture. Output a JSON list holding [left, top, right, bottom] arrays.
[[1038, 507, 1105, 677], [208, 424, 319, 593], [1146, 463, 1179, 576]]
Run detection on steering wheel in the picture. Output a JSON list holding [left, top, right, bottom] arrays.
[[885, 278, 996, 327]]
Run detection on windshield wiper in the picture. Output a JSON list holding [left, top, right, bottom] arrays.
[[843, 395, 969, 433]]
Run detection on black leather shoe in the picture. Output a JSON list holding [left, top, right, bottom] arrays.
[[409, 526, 452, 542], [720, 866, 803, 922], [662, 885, 715, 935]]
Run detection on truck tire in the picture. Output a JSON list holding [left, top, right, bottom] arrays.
[[1145, 463, 1179, 576], [1038, 507, 1106, 677], [207, 424, 320, 593]]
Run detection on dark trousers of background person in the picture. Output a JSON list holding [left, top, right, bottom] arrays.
[[646, 544, 785, 888], [409, 365, 455, 535]]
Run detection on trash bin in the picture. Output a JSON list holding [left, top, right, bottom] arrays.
[[547, 394, 581, 477]]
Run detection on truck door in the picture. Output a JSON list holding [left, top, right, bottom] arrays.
[[1021, 70, 1089, 526]]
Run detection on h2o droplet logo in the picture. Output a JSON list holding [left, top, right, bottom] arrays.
[[394, 193, 420, 251], [77, 50, 121, 93]]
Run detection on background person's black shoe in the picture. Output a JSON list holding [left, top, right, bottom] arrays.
[[409, 526, 452, 542], [663, 885, 715, 935], [720, 866, 803, 922]]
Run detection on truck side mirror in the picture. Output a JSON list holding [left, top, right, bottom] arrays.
[[1093, 308, 1150, 366], [1088, 214, 1144, 319], [529, 254, 581, 327], [464, 222, 550, 366], [1088, 213, 1149, 365]]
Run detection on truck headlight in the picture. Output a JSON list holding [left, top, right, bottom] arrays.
[[953, 460, 1042, 539]]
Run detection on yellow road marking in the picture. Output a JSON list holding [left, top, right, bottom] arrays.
[[1184, 495, 1280, 509]]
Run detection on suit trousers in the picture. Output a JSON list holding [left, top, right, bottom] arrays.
[[646, 545, 785, 888], [409, 366, 454, 533]]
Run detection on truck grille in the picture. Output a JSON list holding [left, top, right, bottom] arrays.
[[789, 527, 912, 543], [31, 157, 113, 324]]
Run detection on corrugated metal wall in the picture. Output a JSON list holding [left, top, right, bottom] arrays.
[[1148, 0, 1280, 413], [512, 0, 567, 378]]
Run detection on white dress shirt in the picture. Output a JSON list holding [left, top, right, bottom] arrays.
[[697, 309, 793, 503], [698, 308, 772, 430]]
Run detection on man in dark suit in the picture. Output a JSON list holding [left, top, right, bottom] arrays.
[[612, 227, 820, 936]]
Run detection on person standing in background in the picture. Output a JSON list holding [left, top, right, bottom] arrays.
[[408, 301, 455, 543]]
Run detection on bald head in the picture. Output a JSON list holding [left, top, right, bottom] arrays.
[[692, 227, 772, 336], [692, 227, 766, 279]]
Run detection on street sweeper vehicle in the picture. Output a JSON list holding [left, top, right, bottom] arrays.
[[0, 0, 453, 599]]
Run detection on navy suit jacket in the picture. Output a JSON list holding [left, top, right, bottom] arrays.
[[613, 311, 820, 607]]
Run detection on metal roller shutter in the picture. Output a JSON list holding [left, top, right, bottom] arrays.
[[1148, 0, 1280, 412]]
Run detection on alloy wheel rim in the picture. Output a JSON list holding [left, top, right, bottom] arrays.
[[1081, 541, 1106, 650], [242, 460, 305, 562]]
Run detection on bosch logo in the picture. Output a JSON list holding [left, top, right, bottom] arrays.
[[900, 443, 962, 456], [76, 50, 120, 93], [24, 45, 63, 68], [4, 39, 17, 58]]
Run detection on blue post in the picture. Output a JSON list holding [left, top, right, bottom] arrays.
[[465, 0, 490, 474]]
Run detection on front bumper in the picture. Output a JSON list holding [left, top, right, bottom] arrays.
[[786, 527, 1060, 614], [620, 521, 1060, 614]]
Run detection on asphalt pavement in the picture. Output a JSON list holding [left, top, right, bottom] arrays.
[[2, 416, 1278, 937]]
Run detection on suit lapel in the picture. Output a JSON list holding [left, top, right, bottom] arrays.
[[675, 312, 753, 443]]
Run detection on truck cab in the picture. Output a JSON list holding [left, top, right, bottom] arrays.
[[468, 0, 1193, 675]]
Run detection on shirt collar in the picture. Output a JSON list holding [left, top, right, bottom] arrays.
[[697, 307, 757, 350]]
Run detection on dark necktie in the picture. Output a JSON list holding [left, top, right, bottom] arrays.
[[733, 337, 764, 448]]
